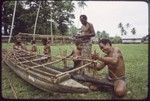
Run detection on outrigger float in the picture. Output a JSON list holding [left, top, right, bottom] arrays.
[[2, 48, 113, 93]]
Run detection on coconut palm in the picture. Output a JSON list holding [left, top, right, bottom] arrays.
[[126, 23, 130, 28], [77, 1, 87, 14], [118, 22, 123, 28], [77, 1, 87, 9], [131, 28, 136, 35], [121, 27, 125, 35]]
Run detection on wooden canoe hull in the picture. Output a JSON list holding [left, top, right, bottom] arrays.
[[4, 58, 90, 93]]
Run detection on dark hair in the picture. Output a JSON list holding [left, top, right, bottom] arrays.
[[98, 38, 112, 46], [80, 15, 87, 20]]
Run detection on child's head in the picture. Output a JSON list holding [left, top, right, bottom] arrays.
[[75, 39, 83, 50]]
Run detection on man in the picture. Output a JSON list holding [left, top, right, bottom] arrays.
[[75, 15, 95, 76], [91, 38, 126, 98]]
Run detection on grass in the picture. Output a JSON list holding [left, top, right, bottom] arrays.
[[2, 43, 148, 100]]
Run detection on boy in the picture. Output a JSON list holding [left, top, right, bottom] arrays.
[[67, 39, 83, 69]]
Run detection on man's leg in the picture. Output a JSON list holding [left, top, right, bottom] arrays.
[[113, 79, 126, 98], [89, 78, 114, 92]]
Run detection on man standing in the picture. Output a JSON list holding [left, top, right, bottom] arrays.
[[75, 15, 95, 76], [91, 38, 126, 98]]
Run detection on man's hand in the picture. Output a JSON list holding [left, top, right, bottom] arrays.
[[91, 53, 99, 60], [92, 50, 101, 60], [73, 33, 81, 38], [73, 56, 82, 60]]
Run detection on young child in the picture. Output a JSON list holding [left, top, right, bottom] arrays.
[[67, 39, 83, 68], [30, 40, 37, 55]]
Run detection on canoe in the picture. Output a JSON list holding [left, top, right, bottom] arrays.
[[2, 49, 91, 93]]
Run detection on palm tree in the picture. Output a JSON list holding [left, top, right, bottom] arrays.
[[118, 22, 125, 35], [77, 1, 87, 9], [126, 23, 130, 28], [118, 22, 123, 29], [124, 30, 127, 35], [121, 27, 125, 35], [77, 1, 87, 14], [131, 28, 136, 35]]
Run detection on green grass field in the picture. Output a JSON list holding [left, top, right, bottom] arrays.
[[2, 43, 148, 100]]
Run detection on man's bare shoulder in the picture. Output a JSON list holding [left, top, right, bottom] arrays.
[[114, 47, 120, 51], [88, 22, 93, 26], [114, 47, 123, 56]]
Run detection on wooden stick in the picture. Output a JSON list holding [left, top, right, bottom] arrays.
[[20, 56, 61, 73], [29, 56, 68, 69], [24, 64, 56, 77], [56, 62, 92, 77], [53, 56, 100, 63], [16, 54, 36, 60], [7, 75, 18, 99], [17, 56, 48, 64], [14, 53, 62, 74], [27, 61, 56, 77]]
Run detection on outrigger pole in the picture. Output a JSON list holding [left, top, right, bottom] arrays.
[[33, 1, 41, 40], [8, 1, 17, 43]]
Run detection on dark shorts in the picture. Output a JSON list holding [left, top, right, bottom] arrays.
[[93, 76, 127, 92]]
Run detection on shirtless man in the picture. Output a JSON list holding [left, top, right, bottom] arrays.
[[91, 38, 126, 98], [74, 15, 95, 75]]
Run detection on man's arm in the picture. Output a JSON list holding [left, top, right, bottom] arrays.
[[98, 51, 119, 65], [96, 62, 106, 71], [77, 23, 95, 38]]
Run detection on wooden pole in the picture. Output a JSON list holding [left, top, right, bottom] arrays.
[[8, 1, 17, 43], [33, 1, 41, 40], [50, 12, 53, 44], [29, 56, 68, 69], [56, 62, 92, 77]]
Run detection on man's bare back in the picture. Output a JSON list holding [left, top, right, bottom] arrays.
[[106, 47, 125, 80]]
